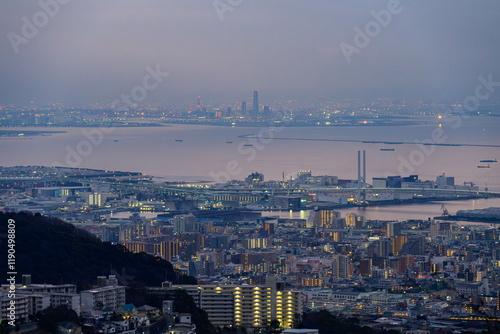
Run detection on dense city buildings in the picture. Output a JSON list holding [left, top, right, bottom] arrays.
[[2, 97, 498, 128], [1, 165, 500, 333], [2, 1, 499, 333]]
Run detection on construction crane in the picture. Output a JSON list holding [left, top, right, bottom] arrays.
[[441, 205, 449, 216]]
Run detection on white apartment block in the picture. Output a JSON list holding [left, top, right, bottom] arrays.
[[1, 283, 77, 295], [51, 293, 81, 315], [25, 294, 50, 316], [17, 292, 81, 316], [80, 286, 126, 312], [0, 294, 29, 324]]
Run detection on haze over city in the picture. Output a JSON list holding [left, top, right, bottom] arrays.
[[2, 2, 500, 334], [1, 0, 500, 106]]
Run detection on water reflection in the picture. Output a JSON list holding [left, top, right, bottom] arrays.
[[262, 198, 500, 221]]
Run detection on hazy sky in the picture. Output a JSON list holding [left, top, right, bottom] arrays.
[[1, 0, 499, 106]]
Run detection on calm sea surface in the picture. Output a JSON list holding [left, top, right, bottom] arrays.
[[107, 198, 500, 222], [262, 198, 500, 221], [1, 116, 499, 220]]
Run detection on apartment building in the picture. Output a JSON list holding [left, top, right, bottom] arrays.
[[171, 277, 302, 328], [80, 286, 126, 312]]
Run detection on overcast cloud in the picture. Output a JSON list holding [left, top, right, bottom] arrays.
[[1, 0, 499, 106]]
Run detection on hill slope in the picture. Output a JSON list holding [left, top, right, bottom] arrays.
[[0, 211, 196, 288]]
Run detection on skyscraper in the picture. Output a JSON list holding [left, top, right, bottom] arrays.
[[253, 90, 259, 116], [387, 221, 402, 237], [241, 101, 246, 114], [359, 258, 372, 277], [263, 105, 270, 118]]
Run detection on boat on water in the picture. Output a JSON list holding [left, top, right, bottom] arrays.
[[478, 165, 491, 168], [380, 148, 395, 151], [480, 159, 497, 163], [175, 139, 183, 142], [226, 141, 233, 144], [243, 144, 253, 147]]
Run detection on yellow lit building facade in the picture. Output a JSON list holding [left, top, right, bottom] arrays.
[[171, 277, 302, 328]]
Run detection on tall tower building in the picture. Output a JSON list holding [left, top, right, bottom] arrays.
[[173, 214, 195, 234], [387, 221, 402, 237], [253, 90, 259, 116], [241, 101, 247, 114], [357, 150, 366, 204], [263, 105, 270, 118], [307, 209, 339, 228], [359, 258, 372, 277]]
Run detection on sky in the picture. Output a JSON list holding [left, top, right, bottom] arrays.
[[1, 0, 499, 107]]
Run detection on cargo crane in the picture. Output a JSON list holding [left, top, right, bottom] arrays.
[[441, 205, 449, 217]]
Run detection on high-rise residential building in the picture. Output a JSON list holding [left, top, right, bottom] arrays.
[[158, 240, 179, 261], [398, 255, 415, 274], [345, 213, 364, 229], [101, 225, 120, 243], [173, 214, 196, 234], [391, 235, 408, 255], [169, 277, 302, 328], [253, 90, 259, 116], [307, 209, 339, 228], [262, 222, 275, 236], [400, 236, 426, 255], [333, 254, 352, 278], [359, 258, 372, 277], [375, 238, 393, 258], [386, 221, 402, 237]]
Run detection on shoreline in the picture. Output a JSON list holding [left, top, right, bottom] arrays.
[[0, 129, 66, 137]]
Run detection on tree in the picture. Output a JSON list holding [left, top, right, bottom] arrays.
[[173, 289, 217, 334], [269, 319, 281, 333], [0, 211, 197, 288], [38, 306, 79, 333]]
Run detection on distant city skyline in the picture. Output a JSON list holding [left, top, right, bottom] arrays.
[[2, 93, 500, 111]]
